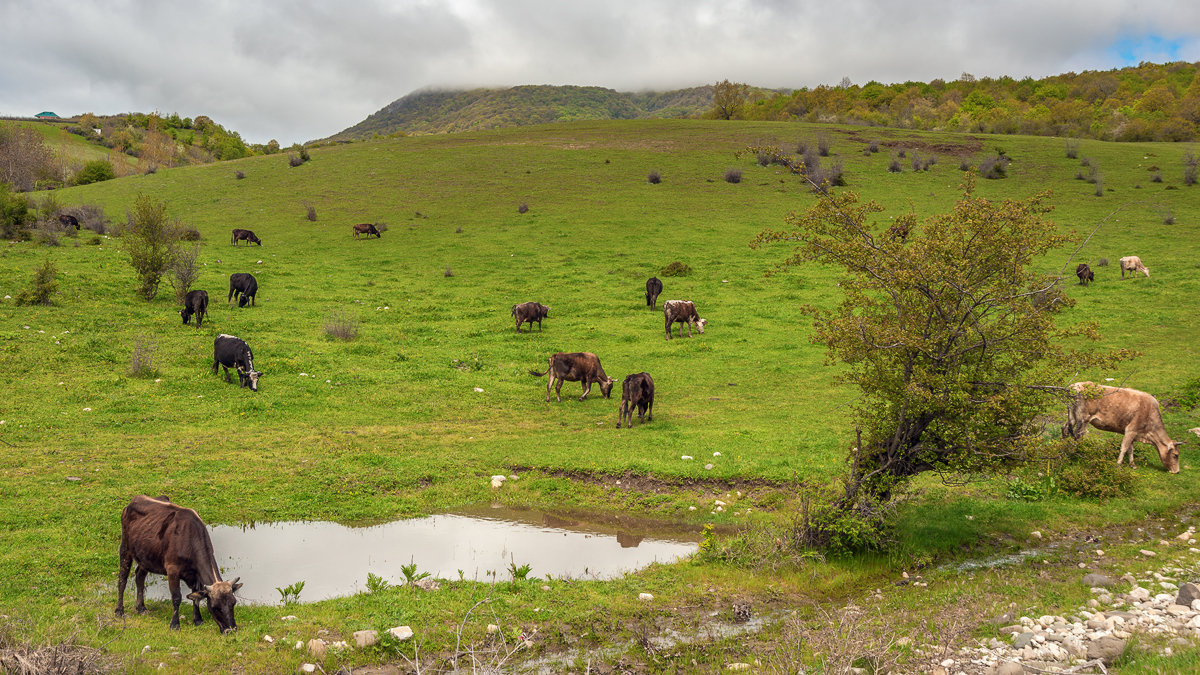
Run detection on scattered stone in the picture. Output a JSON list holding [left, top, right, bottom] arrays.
[[638, 593, 654, 602], [307, 639, 327, 659], [994, 661, 1023, 675], [300, 665, 316, 674], [281, 615, 297, 621], [1087, 635, 1128, 665], [1177, 582, 1200, 607], [487, 624, 499, 634], [1140, 549, 1157, 557], [263, 635, 274, 643], [704, 464, 714, 470], [1031, 531, 1042, 539], [1177, 527, 1196, 541], [1127, 587, 1151, 602], [388, 626, 414, 641], [353, 630, 378, 648], [1013, 632, 1035, 649], [142, 645, 151, 654], [726, 664, 750, 671], [681, 455, 693, 460], [1083, 573, 1115, 588], [491, 475, 506, 488]]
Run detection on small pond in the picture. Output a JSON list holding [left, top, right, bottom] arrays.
[[145, 504, 701, 605]]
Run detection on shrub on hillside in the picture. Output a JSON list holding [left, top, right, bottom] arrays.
[[887, 155, 902, 173], [724, 167, 742, 184], [122, 195, 183, 301], [1184, 151, 1198, 186], [288, 154, 304, 168], [74, 203, 109, 234], [518, 202, 529, 214], [170, 244, 201, 303], [1054, 438, 1136, 500], [306, 205, 317, 221], [647, 170, 662, 184], [0, 183, 33, 240], [867, 139, 880, 153], [15, 258, 59, 306], [979, 155, 1009, 179], [127, 335, 159, 378], [958, 157, 971, 172], [32, 220, 60, 246], [660, 261, 692, 277], [816, 134, 831, 157], [72, 160, 116, 186], [1064, 139, 1079, 159], [1096, 257, 1108, 267], [235, 170, 245, 180]]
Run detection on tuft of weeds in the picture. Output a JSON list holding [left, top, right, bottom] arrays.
[[723, 167, 742, 184], [306, 205, 317, 221], [647, 170, 662, 184], [127, 335, 158, 378], [1065, 139, 1079, 159], [324, 309, 359, 341], [517, 202, 529, 214], [235, 170, 245, 180], [660, 261, 692, 277]]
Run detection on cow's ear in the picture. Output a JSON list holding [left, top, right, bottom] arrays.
[[187, 589, 208, 601]]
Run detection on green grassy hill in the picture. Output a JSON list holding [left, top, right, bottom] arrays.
[[3, 119, 1199, 672]]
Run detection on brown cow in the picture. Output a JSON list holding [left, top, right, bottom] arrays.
[[231, 228, 261, 246], [58, 213, 80, 230], [663, 300, 707, 340], [115, 495, 242, 632], [617, 372, 655, 428], [352, 223, 381, 239], [530, 352, 615, 402], [1063, 381, 1184, 473], [512, 302, 550, 333], [1075, 263, 1094, 286]]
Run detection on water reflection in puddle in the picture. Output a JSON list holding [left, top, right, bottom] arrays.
[[146, 504, 700, 605]]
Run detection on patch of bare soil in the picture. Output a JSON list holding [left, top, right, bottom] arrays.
[[845, 131, 984, 156]]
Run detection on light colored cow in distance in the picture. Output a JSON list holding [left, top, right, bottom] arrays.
[[1063, 381, 1184, 473], [1119, 255, 1149, 279]]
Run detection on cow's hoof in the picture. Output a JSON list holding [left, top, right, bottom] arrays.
[[136, 607, 148, 615], [170, 623, 180, 631], [114, 608, 124, 617], [193, 619, 204, 626]]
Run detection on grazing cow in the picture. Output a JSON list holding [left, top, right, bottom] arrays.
[[180, 290, 209, 329], [663, 300, 707, 340], [227, 273, 257, 307], [115, 495, 242, 632], [213, 334, 261, 392], [645, 277, 663, 308], [888, 221, 909, 243], [352, 223, 381, 239], [529, 352, 615, 402], [58, 213, 80, 230], [231, 228, 261, 246], [511, 301, 550, 333], [617, 372, 655, 429], [1075, 263, 1094, 286], [1119, 255, 1149, 279], [1063, 381, 1183, 473]]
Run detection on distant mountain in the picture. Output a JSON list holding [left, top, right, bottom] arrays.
[[328, 84, 716, 139]]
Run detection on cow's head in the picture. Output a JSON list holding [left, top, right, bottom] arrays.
[[188, 577, 242, 633], [540, 304, 550, 318], [181, 306, 193, 324], [1162, 440, 1184, 474], [251, 235, 262, 246], [696, 318, 707, 334], [600, 376, 615, 399], [238, 367, 261, 392]]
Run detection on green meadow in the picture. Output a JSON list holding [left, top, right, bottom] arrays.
[[2, 119, 1200, 672]]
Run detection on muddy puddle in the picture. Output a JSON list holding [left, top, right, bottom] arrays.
[[145, 504, 700, 605]]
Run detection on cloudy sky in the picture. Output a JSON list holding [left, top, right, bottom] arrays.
[[2, 0, 1199, 145]]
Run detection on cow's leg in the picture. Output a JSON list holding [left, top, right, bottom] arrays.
[[645, 398, 653, 423], [134, 566, 149, 613], [665, 317, 672, 340], [115, 540, 132, 616], [212, 357, 220, 376], [687, 320, 693, 338], [515, 318, 522, 332], [580, 380, 591, 401], [618, 401, 627, 428], [166, 574, 182, 630], [1118, 431, 1137, 467], [545, 374, 553, 402], [186, 582, 204, 625], [224, 366, 234, 383], [555, 378, 565, 403]]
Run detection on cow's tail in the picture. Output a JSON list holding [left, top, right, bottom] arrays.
[[529, 369, 548, 377], [511, 305, 518, 317]]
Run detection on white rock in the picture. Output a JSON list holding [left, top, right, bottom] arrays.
[[473, 387, 484, 392], [307, 639, 327, 659], [714, 500, 727, 506], [281, 615, 297, 621], [681, 455, 693, 460], [638, 593, 654, 601], [487, 624, 499, 634], [713, 452, 722, 457], [1031, 531, 1042, 539], [1141, 549, 1157, 557], [300, 666, 317, 674], [263, 635, 274, 643], [388, 626, 414, 641], [705, 464, 714, 470], [688, 506, 696, 511], [353, 629, 379, 648], [142, 645, 151, 654]]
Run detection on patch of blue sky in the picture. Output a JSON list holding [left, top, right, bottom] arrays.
[[1107, 35, 1185, 66]]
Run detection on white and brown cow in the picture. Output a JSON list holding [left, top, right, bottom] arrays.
[[663, 300, 706, 340], [1063, 381, 1183, 473], [530, 352, 615, 402], [1119, 255, 1149, 279]]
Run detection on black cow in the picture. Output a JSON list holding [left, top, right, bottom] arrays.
[[227, 273, 257, 307], [352, 223, 381, 239], [645, 277, 663, 308], [1076, 263, 1094, 286], [181, 290, 209, 329], [58, 213, 80, 230], [213, 334, 261, 391], [512, 301, 550, 332], [617, 372, 655, 429], [231, 228, 261, 246], [663, 300, 707, 340], [116, 495, 242, 632], [530, 352, 615, 402]]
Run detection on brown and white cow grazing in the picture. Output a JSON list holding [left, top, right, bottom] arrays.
[[1119, 255, 1149, 279], [116, 495, 242, 632], [1063, 381, 1184, 473], [181, 289, 209, 329], [1075, 263, 1094, 286], [231, 228, 261, 246], [663, 300, 706, 340], [617, 372, 655, 428], [530, 352, 615, 402], [352, 223, 381, 239], [512, 301, 550, 333], [645, 277, 663, 308]]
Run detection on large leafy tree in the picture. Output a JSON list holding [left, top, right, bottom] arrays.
[[752, 156, 1128, 502], [709, 79, 751, 120]]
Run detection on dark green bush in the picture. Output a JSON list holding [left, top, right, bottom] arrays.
[[660, 261, 692, 277], [72, 160, 115, 186], [0, 183, 33, 240], [1054, 438, 1137, 500]]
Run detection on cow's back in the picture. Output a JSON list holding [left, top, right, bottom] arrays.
[[1071, 382, 1162, 433], [121, 496, 212, 572]]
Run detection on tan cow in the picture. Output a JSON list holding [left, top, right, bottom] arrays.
[[1119, 255, 1149, 279], [529, 352, 615, 402], [1063, 381, 1183, 472]]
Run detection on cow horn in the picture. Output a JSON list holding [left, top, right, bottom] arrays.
[[204, 584, 213, 593]]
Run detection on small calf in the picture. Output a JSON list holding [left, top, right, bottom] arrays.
[[181, 290, 209, 329], [617, 372, 654, 428], [645, 277, 663, 308]]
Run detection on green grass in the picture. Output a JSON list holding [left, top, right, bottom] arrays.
[[2, 119, 1200, 672]]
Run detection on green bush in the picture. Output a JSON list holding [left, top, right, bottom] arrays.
[[1054, 438, 1137, 500], [0, 183, 33, 240], [15, 258, 59, 306], [72, 160, 116, 186], [660, 261, 692, 277]]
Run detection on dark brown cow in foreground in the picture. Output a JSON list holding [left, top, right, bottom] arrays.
[[115, 495, 242, 632], [1063, 381, 1184, 473], [645, 277, 663, 308], [1075, 263, 1094, 286], [352, 223, 381, 239], [617, 372, 654, 428], [58, 213, 80, 230], [530, 352, 615, 402], [512, 301, 550, 333], [181, 290, 208, 329], [663, 300, 707, 340], [231, 228, 261, 246]]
